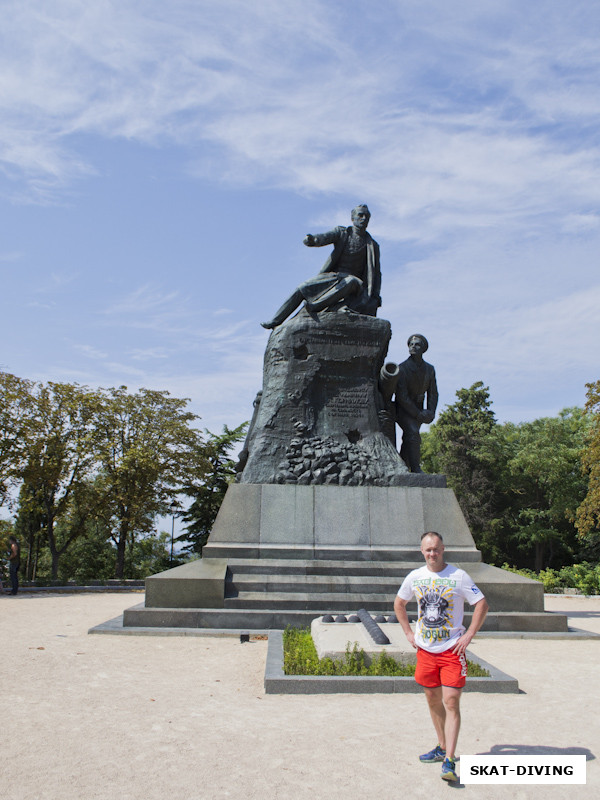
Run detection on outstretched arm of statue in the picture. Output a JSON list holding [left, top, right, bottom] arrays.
[[303, 229, 341, 248]]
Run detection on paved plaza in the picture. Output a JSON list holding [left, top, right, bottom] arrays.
[[1, 591, 598, 799]]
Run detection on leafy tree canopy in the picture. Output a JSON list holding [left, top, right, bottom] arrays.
[[575, 380, 600, 543], [0, 372, 35, 506], [1, 373, 216, 580], [93, 386, 209, 578], [178, 423, 248, 555], [422, 382, 590, 571]]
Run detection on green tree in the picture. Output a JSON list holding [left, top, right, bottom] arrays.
[[57, 514, 116, 583], [126, 531, 174, 578], [575, 381, 600, 546], [0, 518, 14, 548], [0, 518, 15, 585], [13, 477, 46, 581], [179, 423, 247, 555], [421, 382, 500, 542], [94, 386, 207, 578], [0, 371, 35, 507], [498, 409, 588, 571], [18, 382, 101, 579], [422, 386, 589, 570]]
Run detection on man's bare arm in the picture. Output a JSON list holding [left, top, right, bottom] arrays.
[[393, 595, 417, 649], [451, 597, 489, 656]]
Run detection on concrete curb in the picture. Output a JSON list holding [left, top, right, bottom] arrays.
[[4, 585, 144, 594], [263, 630, 520, 694], [88, 614, 600, 640], [88, 615, 271, 637]]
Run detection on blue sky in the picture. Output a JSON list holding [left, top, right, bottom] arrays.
[[2, 0, 600, 440]]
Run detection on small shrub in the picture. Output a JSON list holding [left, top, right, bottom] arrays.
[[465, 660, 491, 677], [501, 562, 600, 594], [559, 562, 600, 595], [282, 627, 489, 677], [536, 568, 562, 593]]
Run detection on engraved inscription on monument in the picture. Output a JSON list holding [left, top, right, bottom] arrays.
[[326, 385, 370, 421]]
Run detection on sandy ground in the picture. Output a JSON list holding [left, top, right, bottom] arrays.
[[0, 592, 598, 800]]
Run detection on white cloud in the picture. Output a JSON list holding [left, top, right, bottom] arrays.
[[2, 0, 600, 241], [101, 282, 264, 359], [104, 284, 182, 316], [128, 347, 169, 361], [561, 214, 600, 234], [26, 300, 55, 309], [104, 361, 146, 378], [73, 344, 108, 360], [0, 251, 23, 262]]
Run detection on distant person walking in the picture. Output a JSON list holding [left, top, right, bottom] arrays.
[[8, 536, 21, 595], [394, 531, 488, 783]]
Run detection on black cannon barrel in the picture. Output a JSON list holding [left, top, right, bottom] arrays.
[[357, 608, 390, 645]]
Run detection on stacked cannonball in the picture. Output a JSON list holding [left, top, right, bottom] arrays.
[[274, 435, 383, 485]]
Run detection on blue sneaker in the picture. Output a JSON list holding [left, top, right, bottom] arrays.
[[441, 757, 458, 782], [419, 745, 446, 763]]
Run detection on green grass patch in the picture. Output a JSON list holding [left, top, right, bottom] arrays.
[[283, 627, 490, 677]]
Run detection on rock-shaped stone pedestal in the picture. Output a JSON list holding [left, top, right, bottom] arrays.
[[240, 309, 410, 485]]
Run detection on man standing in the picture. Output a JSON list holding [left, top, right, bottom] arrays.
[[261, 204, 381, 328], [394, 334, 438, 473], [8, 536, 21, 596], [394, 531, 488, 782]]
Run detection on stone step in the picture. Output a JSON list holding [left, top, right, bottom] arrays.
[[204, 544, 482, 562], [224, 584, 539, 613], [224, 590, 394, 610], [222, 561, 545, 612], [225, 558, 424, 577], [226, 573, 404, 596], [122, 604, 568, 633]]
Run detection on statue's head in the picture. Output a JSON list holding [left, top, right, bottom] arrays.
[[351, 204, 370, 231], [407, 334, 429, 354]]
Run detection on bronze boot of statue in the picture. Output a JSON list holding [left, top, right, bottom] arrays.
[[261, 290, 304, 329], [401, 439, 424, 473]]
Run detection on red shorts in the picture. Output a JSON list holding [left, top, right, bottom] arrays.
[[415, 647, 467, 689]]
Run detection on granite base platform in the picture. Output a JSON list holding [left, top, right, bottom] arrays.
[[124, 484, 569, 634]]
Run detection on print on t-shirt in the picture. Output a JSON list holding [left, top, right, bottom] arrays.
[[420, 586, 450, 629], [397, 565, 485, 653], [413, 577, 457, 645]]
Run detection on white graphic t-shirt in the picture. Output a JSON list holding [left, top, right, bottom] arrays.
[[397, 564, 485, 653]]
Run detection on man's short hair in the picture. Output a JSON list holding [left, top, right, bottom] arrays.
[[351, 204, 370, 218], [421, 531, 443, 543], [408, 334, 429, 352]]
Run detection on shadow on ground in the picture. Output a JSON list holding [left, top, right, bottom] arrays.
[[479, 744, 595, 761]]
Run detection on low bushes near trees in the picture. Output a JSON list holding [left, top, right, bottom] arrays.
[[283, 627, 489, 677], [502, 562, 600, 594]]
